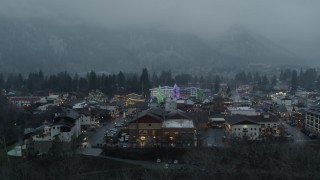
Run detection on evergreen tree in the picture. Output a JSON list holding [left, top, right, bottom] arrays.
[[214, 77, 220, 93], [159, 70, 173, 85], [0, 74, 4, 90], [151, 72, 159, 87], [226, 87, 231, 96], [247, 72, 253, 84], [175, 74, 192, 86], [261, 75, 270, 91], [128, 75, 140, 93], [316, 75, 320, 92], [271, 75, 277, 90], [78, 77, 88, 93], [140, 68, 150, 96], [253, 72, 262, 90], [15, 74, 24, 91], [88, 71, 97, 90], [234, 71, 247, 84], [72, 74, 79, 92], [117, 71, 126, 90], [302, 68, 317, 91], [291, 70, 298, 92]]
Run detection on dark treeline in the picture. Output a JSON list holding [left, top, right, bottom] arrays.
[[1, 142, 320, 179], [0, 69, 224, 97], [234, 68, 320, 92], [0, 94, 25, 146], [1, 68, 320, 97]]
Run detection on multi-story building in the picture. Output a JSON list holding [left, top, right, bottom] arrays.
[[305, 106, 320, 136], [225, 114, 280, 140], [28, 110, 87, 155], [151, 85, 211, 101], [9, 96, 42, 107], [127, 108, 197, 147], [150, 86, 174, 98]]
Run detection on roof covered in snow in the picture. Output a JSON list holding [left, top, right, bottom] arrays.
[[162, 119, 194, 128]]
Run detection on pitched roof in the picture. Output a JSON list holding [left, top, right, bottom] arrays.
[[231, 119, 259, 125], [167, 109, 191, 119], [225, 114, 279, 125], [129, 107, 165, 123], [162, 119, 194, 128]]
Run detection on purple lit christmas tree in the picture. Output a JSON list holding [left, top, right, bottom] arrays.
[[172, 84, 180, 99]]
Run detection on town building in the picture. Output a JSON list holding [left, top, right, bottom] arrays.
[[225, 114, 280, 140], [9, 96, 42, 107], [305, 106, 320, 137], [27, 109, 94, 155], [127, 108, 197, 147], [150, 86, 174, 99]]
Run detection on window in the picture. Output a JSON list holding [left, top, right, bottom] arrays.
[[254, 128, 256, 130], [254, 133, 256, 135], [234, 128, 236, 131], [149, 124, 151, 126], [238, 128, 240, 130], [53, 127, 55, 130], [250, 128, 252, 130]]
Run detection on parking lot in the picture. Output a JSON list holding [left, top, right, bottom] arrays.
[[202, 128, 225, 147], [280, 118, 315, 143], [87, 117, 128, 147]]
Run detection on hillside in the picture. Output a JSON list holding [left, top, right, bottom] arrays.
[[0, 17, 303, 74]]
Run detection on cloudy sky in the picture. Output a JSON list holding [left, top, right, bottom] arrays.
[[1, 0, 320, 59]]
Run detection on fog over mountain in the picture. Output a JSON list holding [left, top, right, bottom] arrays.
[[0, 0, 319, 74]]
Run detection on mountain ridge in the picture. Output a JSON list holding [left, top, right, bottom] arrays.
[[0, 17, 304, 74]]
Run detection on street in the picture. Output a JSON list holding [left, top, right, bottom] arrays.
[[87, 117, 127, 147], [202, 128, 225, 147], [280, 119, 314, 143]]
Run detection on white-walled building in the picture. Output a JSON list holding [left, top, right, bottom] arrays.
[[225, 114, 280, 140], [150, 86, 174, 98], [47, 94, 62, 105], [32, 123, 76, 142], [227, 120, 260, 140], [73, 101, 87, 109], [305, 106, 320, 136], [9, 96, 42, 107]]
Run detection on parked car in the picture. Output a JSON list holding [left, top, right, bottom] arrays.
[[125, 135, 130, 141], [164, 163, 169, 169], [156, 159, 161, 163]]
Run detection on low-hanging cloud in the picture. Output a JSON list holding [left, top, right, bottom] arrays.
[[1, 0, 320, 48]]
